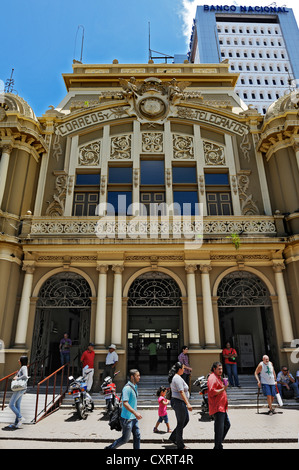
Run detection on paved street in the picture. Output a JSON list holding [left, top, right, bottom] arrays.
[[1, 406, 298, 450]]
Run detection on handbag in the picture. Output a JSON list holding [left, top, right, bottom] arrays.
[[11, 379, 27, 392]]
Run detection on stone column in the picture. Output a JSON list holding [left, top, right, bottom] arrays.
[[95, 264, 109, 347], [14, 264, 35, 346], [200, 265, 216, 347], [111, 265, 124, 346], [0, 144, 13, 208], [185, 264, 200, 346], [273, 264, 294, 346]]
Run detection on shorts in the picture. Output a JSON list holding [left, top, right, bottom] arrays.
[[158, 414, 169, 424], [261, 384, 276, 397]]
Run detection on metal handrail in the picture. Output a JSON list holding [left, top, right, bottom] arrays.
[[34, 362, 70, 423], [0, 369, 18, 411], [0, 356, 48, 411]]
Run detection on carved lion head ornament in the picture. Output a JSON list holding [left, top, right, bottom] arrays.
[[118, 76, 191, 123]]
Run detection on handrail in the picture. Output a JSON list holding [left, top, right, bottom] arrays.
[[0, 369, 18, 411], [34, 362, 70, 423], [0, 355, 48, 410]]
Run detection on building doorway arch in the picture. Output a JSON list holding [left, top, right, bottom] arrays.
[[127, 271, 183, 375], [31, 271, 92, 373], [217, 270, 278, 372]]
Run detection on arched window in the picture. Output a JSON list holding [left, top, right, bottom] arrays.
[[217, 271, 271, 307]]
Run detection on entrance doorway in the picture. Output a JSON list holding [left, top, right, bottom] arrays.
[[31, 272, 91, 374], [217, 271, 278, 372], [127, 272, 182, 375]]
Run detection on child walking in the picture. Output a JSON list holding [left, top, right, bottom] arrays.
[[153, 386, 172, 433]]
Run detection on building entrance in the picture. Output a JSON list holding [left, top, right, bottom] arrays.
[[127, 272, 182, 375], [31, 272, 91, 373], [217, 271, 278, 372]]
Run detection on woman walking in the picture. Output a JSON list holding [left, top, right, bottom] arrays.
[[168, 361, 192, 449], [8, 356, 29, 429]]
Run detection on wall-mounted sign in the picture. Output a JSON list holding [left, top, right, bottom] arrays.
[[203, 5, 288, 13]]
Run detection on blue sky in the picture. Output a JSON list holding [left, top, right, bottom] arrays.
[[1, 0, 191, 116], [1, 0, 299, 116]]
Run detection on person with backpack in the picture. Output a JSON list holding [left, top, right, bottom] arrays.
[[105, 369, 142, 449]]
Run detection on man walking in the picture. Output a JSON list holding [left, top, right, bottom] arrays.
[[208, 361, 230, 450], [255, 355, 277, 414], [80, 343, 95, 392], [106, 369, 142, 449]]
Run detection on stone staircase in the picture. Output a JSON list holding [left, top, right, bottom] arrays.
[[61, 374, 299, 409]]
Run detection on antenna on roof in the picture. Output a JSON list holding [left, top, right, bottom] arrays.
[[5, 69, 16, 93], [148, 21, 174, 63], [73, 25, 85, 63]]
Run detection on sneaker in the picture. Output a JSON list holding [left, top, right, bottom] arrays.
[[153, 427, 158, 433]]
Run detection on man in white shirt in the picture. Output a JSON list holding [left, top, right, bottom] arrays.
[[103, 344, 119, 379]]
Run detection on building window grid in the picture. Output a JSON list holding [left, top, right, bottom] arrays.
[[219, 22, 292, 113]]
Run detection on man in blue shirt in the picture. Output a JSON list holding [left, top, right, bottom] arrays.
[[106, 369, 142, 449]]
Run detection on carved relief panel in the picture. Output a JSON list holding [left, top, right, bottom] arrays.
[[172, 134, 194, 159], [78, 140, 101, 166], [203, 140, 226, 166], [110, 135, 132, 159]]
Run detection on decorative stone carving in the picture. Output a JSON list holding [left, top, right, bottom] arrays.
[[52, 132, 63, 162], [142, 132, 163, 153], [118, 76, 190, 123], [46, 174, 68, 216], [238, 173, 259, 215], [203, 141, 225, 165], [30, 216, 276, 236], [110, 135, 131, 159], [173, 134, 194, 159], [240, 132, 251, 161], [78, 141, 101, 166]]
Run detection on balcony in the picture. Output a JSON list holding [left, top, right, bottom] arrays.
[[19, 214, 278, 245]]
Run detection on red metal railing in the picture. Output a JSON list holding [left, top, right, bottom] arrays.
[[34, 363, 70, 423], [0, 357, 47, 411]]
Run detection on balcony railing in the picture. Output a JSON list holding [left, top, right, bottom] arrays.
[[21, 215, 277, 240]]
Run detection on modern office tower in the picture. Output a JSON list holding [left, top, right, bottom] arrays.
[[188, 5, 299, 113]]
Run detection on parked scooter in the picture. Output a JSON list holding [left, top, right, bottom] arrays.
[[68, 370, 94, 420], [193, 375, 209, 416], [101, 370, 120, 414]]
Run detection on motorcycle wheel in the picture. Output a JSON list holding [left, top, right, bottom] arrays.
[[88, 401, 94, 412], [76, 402, 87, 420]]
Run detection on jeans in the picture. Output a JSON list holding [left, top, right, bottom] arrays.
[[225, 363, 239, 387], [9, 389, 26, 425], [60, 352, 70, 365], [170, 398, 189, 449], [277, 382, 299, 398], [213, 412, 231, 449], [107, 417, 141, 449]]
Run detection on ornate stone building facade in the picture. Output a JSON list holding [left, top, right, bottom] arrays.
[[1, 61, 299, 383]]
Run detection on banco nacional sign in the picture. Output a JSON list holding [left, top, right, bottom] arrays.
[[203, 5, 289, 13]]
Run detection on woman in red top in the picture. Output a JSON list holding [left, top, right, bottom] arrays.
[[222, 341, 240, 387], [208, 362, 231, 450]]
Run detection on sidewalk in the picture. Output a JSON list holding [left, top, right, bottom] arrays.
[[1, 405, 299, 449]]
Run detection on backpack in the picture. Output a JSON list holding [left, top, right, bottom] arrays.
[[108, 403, 122, 432], [108, 383, 138, 432]]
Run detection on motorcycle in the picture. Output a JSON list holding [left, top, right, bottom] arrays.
[[193, 375, 209, 416], [101, 370, 120, 414], [68, 370, 94, 420]]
